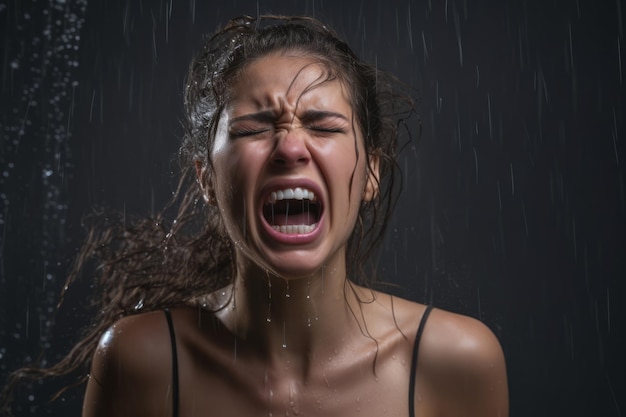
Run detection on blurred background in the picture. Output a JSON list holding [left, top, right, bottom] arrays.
[[1, 0, 624, 415]]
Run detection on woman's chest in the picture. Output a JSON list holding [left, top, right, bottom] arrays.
[[175, 351, 418, 417]]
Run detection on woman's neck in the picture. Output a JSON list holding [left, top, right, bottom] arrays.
[[215, 254, 373, 372]]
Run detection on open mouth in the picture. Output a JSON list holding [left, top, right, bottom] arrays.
[[262, 187, 322, 234]]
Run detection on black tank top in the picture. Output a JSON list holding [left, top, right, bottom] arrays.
[[164, 305, 433, 417]]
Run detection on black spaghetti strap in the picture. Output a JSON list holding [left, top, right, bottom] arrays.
[[408, 305, 433, 417], [164, 309, 180, 417]]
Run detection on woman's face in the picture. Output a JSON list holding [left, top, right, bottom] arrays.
[[208, 51, 377, 279]]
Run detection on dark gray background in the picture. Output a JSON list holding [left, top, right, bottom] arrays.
[[1, 0, 625, 415]]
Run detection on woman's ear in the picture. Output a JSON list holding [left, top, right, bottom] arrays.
[[195, 160, 217, 205], [363, 153, 380, 202]]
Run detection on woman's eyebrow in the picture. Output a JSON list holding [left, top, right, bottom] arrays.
[[299, 110, 349, 123], [229, 110, 276, 124]]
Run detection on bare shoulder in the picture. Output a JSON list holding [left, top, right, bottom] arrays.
[[372, 295, 505, 372], [422, 308, 505, 369], [369, 293, 508, 416], [90, 310, 173, 381], [83, 310, 175, 417], [420, 308, 509, 417]]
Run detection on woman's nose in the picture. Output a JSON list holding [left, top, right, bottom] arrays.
[[270, 129, 311, 168]]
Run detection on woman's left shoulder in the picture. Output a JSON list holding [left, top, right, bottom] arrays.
[[378, 295, 508, 416], [422, 307, 504, 367], [417, 305, 509, 416], [381, 296, 504, 368]]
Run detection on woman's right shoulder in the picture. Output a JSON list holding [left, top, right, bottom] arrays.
[[92, 310, 173, 377], [83, 310, 177, 417]]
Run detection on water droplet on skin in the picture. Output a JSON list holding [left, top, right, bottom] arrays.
[[323, 373, 331, 388]]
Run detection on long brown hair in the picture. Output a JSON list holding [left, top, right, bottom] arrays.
[[1, 14, 416, 415]]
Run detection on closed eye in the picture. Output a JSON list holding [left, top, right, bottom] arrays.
[[229, 128, 271, 138], [229, 110, 276, 138], [308, 125, 347, 135], [300, 110, 349, 136]]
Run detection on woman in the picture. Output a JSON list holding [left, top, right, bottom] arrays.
[[5, 15, 508, 417]]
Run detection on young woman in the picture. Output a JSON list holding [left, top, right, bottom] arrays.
[[6, 15, 508, 417]]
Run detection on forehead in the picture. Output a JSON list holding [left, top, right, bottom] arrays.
[[227, 52, 352, 113]]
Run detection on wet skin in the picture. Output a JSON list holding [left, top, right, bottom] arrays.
[[208, 51, 377, 280], [83, 52, 508, 417]]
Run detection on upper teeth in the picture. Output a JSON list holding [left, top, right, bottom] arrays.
[[269, 187, 316, 203]]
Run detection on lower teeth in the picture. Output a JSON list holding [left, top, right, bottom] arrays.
[[271, 224, 317, 234]]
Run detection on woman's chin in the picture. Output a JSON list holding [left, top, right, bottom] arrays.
[[237, 235, 343, 280], [253, 251, 329, 280], [264, 261, 322, 280]]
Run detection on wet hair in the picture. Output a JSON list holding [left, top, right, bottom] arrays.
[[1, 14, 415, 413], [184, 14, 414, 284]]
